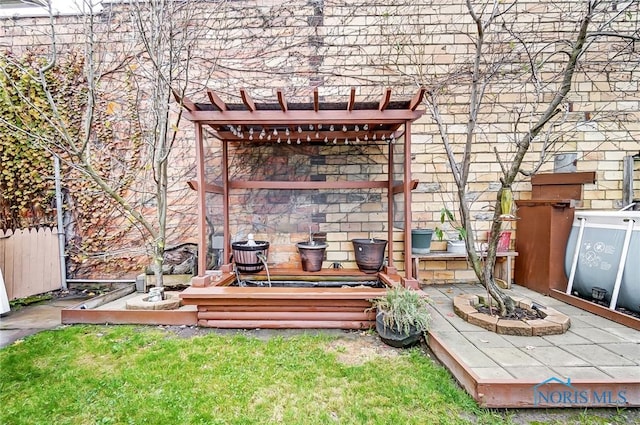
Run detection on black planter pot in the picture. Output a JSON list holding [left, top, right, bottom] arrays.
[[352, 238, 387, 273], [375, 311, 423, 348]]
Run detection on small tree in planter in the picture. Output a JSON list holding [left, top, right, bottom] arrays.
[[369, 286, 432, 348]]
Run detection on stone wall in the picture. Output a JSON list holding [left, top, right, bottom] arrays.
[[1, 0, 638, 280]]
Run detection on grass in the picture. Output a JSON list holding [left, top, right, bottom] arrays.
[[0, 326, 637, 425]]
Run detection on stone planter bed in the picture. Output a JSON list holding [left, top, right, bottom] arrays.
[[453, 293, 570, 336]]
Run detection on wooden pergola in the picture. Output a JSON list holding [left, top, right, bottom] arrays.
[[179, 87, 426, 288]]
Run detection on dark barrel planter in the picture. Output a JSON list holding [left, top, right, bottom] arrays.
[[352, 238, 387, 274], [297, 242, 327, 272], [375, 311, 422, 348], [411, 229, 434, 255], [231, 240, 269, 273]]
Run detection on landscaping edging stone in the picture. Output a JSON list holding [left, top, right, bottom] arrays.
[[125, 292, 182, 310], [453, 294, 570, 336]]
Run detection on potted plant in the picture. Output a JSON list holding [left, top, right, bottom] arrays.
[[369, 286, 432, 348], [430, 227, 448, 252], [440, 207, 467, 253]]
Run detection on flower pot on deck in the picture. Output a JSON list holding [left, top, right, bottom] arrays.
[[231, 240, 269, 273], [297, 242, 327, 272], [375, 311, 422, 348], [352, 238, 387, 274]]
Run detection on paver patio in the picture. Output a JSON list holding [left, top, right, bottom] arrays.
[[422, 283, 640, 408]]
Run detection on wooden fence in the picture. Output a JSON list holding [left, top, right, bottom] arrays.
[[0, 227, 62, 300]]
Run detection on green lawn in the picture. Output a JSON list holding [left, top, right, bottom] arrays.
[[0, 325, 635, 424]]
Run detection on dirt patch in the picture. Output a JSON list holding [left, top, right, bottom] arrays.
[[324, 334, 402, 366]]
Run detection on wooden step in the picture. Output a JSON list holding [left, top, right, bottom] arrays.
[[198, 319, 376, 329], [180, 285, 385, 329]]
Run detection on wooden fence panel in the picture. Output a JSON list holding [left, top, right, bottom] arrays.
[[0, 227, 62, 300]]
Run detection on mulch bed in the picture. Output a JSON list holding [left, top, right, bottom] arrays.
[[476, 304, 541, 321]]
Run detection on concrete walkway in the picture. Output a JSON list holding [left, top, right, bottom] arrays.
[[422, 283, 640, 407], [0, 297, 80, 349]]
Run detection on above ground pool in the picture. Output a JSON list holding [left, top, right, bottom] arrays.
[[564, 210, 639, 314]]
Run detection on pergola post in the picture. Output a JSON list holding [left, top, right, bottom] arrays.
[[193, 123, 208, 285], [403, 121, 419, 287]]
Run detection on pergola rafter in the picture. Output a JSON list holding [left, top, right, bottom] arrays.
[[181, 87, 426, 288]]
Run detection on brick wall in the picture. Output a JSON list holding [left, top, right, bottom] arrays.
[[1, 0, 638, 280]]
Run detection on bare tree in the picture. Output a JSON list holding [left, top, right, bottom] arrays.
[[0, 0, 229, 286], [376, 0, 639, 314]]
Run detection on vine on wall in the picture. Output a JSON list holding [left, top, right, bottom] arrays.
[[0, 51, 59, 229], [0, 49, 144, 276]]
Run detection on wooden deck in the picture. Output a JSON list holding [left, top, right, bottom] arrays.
[[180, 267, 397, 329]]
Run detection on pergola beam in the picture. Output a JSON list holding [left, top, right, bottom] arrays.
[[173, 91, 199, 112], [240, 88, 256, 112], [277, 90, 288, 112], [313, 88, 319, 112], [378, 88, 392, 111], [207, 89, 228, 111], [347, 87, 356, 111], [184, 109, 422, 125], [409, 87, 426, 111]]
